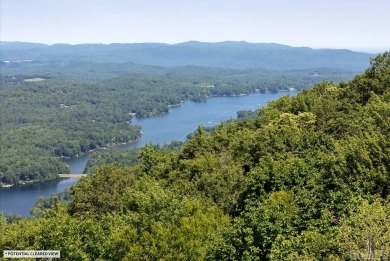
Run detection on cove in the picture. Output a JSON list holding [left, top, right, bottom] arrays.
[[0, 92, 295, 216]]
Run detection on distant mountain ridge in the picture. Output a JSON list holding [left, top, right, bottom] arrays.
[[0, 41, 374, 71]]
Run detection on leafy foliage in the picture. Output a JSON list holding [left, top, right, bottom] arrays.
[[1, 53, 389, 260], [0, 58, 355, 184]]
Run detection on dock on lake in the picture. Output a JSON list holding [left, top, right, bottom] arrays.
[[59, 174, 87, 178]]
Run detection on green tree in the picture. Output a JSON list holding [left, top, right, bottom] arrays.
[[339, 199, 390, 260]]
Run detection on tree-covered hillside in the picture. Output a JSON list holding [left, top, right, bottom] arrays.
[[0, 41, 372, 70], [1, 53, 389, 260], [0, 62, 356, 185]]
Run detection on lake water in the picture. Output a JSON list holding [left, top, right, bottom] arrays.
[[0, 92, 294, 216]]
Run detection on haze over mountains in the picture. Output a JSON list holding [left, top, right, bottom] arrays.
[[0, 41, 374, 71]]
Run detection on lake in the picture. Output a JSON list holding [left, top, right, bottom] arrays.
[[0, 92, 295, 216]]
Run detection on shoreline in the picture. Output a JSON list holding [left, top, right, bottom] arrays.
[[4, 90, 299, 187], [133, 89, 296, 119], [2, 136, 144, 188], [1, 90, 299, 217], [59, 135, 142, 160]]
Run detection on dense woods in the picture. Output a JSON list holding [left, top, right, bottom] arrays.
[[0, 60, 356, 185], [1, 53, 389, 260], [84, 141, 184, 175]]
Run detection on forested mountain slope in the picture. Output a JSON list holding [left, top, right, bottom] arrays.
[[0, 62, 356, 185], [1, 53, 389, 260], [0, 41, 373, 70]]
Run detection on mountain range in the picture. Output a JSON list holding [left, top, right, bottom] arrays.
[[0, 41, 375, 71]]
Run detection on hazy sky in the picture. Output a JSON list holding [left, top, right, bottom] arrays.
[[1, 0, 389, 51]]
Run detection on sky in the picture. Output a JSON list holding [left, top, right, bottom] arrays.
[[1, 0, 389, 52]]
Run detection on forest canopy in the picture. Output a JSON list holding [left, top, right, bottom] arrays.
[[1, 53, 389, 260], [0, 60, 357, 185]]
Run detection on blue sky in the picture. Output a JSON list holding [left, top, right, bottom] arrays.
[[1, 0, 389, 52]]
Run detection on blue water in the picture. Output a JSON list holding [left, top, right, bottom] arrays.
[[0, 92, 295, 216], [0, 178, 78, 217]]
